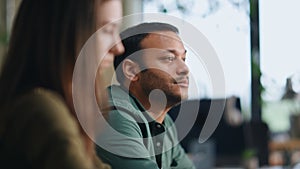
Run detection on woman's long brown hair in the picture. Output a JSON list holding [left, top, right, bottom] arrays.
[[0, 0, 98, 157]]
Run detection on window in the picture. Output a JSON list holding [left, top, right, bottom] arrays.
[[260, 0, 300, 134], [143, 0, 251, 115]]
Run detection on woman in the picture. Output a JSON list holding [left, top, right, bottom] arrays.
[[0, 0, 124, 168]]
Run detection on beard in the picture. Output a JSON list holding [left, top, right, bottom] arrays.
[[138, 69, 188, 106]]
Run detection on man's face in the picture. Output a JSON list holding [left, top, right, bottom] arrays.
[[137, 31, 189, 104]]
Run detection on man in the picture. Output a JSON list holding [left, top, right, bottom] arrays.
[[96, 22, 195, 169]]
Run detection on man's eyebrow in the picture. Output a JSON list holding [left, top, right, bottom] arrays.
[[163, 49, 187, 55]]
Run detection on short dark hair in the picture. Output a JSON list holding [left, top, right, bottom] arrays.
[[114, 22, 179, 83]]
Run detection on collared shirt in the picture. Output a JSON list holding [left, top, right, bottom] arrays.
[[96, 85, 195, 169]]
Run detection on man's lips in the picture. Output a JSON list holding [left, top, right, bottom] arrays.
[[174, 78, 189, 88]]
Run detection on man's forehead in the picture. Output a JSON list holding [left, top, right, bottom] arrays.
[[147, 31, 181, 40], [139, 31, 185, 56]]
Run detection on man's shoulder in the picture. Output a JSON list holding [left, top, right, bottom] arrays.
[[107, 85, 143, 117], [108, 85, 133, 106]]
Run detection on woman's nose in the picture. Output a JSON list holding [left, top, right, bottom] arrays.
[[109, 35, 124, 56]]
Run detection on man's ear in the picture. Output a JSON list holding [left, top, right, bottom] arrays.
[[122, 59, 140, 81]]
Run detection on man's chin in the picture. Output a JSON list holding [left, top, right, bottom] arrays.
[[181, 94, 188, 101], [167, 93, 188, 106], [179, 89, 189, 100]]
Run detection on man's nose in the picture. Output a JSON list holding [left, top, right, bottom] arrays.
[[176, 59, 189, 75]]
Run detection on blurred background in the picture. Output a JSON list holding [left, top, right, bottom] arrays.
[[1, 0, 300, 168]]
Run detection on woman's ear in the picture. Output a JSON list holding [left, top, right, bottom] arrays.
[[122, 59, 140, 81]]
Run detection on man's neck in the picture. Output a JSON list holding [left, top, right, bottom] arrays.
[[127, 86, 172, 124], [147, 109, 169, 124]]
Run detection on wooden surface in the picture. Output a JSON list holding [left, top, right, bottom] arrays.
[[269, 139, 300, 151]]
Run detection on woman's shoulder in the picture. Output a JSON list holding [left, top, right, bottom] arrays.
[[9, 88, 78, 133], [0, 88, 91, 169], [20, 88, 67, 110], [13, 88, 68, 117]]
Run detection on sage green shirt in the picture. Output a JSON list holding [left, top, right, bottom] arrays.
[[96, 85, 195, 169]]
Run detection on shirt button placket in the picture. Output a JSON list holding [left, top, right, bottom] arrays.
[[156, 141, 161, 147]]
